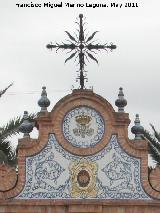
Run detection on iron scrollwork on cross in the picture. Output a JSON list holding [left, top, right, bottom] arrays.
[[46, 14, 117, 89]]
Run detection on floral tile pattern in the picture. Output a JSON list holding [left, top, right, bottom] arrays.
[[16, 134, 151, 200]]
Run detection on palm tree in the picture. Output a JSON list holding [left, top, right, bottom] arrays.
[[0, 83, 16, 166], [144, 124, 160, 167], [0, 84, 35, 167]]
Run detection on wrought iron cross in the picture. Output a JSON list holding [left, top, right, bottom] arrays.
[[46, 14, 116, 89]]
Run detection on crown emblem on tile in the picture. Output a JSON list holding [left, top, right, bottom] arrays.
[[75, 115, 92, 125]]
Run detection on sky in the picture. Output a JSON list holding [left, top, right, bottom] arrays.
[[0, 0, 160, 147]]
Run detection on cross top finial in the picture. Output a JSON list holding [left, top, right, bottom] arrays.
[[46, 14, 116, 89]]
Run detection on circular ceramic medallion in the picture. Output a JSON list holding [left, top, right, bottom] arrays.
[[77, 170, 90, 188], [62, 106, 105, 148]]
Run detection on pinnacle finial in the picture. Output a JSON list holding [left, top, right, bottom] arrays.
[[131, 114, 144, 140], [38, 86, 50, 112], [19, 111, 33, 138], [115, 87, 127, 112]]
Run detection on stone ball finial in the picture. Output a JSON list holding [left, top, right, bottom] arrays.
[[115, 87, 127, 112], [131, 114, 144, 140], [19, 111, 33, 138], [38, 86, 50, 112]]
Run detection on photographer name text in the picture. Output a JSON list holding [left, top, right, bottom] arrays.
[[16, 2, 139, 8]]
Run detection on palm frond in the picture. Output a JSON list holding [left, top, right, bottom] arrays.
[[149, 142, 160, 166], [144, 130, 160, 153], [0, 117, 21, 142], [0, 148, 17, 167], [0, 141, 10, 156], [150, 124, 160, 141], [0, 150, 8, 164], [0, 83, 13, 98], [144, 125, 160, 166], [0, 113, 35, 142], [7, 156, 17, 167], [0, 113, 35, 167]]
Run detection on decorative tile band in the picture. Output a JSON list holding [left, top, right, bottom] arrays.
[[15, 134, 151, 200]]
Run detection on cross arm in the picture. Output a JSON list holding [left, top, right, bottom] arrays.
[[46, 43, 77, 51], [86, 44, 117, 51]]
